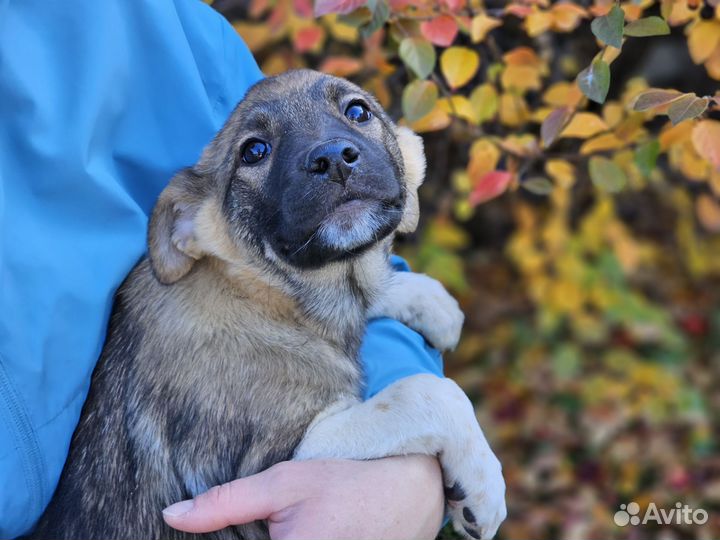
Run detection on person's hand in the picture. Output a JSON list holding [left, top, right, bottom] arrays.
[[162, 455, 445, 540]]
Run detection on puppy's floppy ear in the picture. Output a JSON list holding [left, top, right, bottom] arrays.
[[395, 126, 426, 234], [148, 169, 206, 285]]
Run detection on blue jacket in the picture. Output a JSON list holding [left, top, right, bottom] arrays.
[[0, 1, 442, 536]]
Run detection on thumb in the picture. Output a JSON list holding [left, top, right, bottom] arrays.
[[162, 466, 282, 533]]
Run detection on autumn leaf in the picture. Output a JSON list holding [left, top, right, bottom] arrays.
[[408, 103, 451, 133], [470, 83, 498, 123], [469, 170, 513, 205], [580, 133, 625, 154], [522, 177, 555, 195], [293, 24, 325, 53], [560, 112, 609, 138], [471, 13, 502, 42], [420, 14, 459, 47], [468, 139, 501, 180], [631, 89, 683, 111], [314, 0, 366, 16], [667, 94, 709, 125], [687, 21, 720, 64], [546, 159, 576, 188], [624, 16, 670, 37], [399, 37, 436, 79], [589, 156, 628, 192], [402, 79, 438, 122], [441, 47, 480, 89], [319, 56, 363, 76], [541, 107, 572, 147], [578, 60, 611, 104], [692, 120, 720, 170], [591, 5, 624, 49]]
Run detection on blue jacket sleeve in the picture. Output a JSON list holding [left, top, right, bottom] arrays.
[[360, 256, 444, 400], [0, 1, 262, 537], [0, 1, 441, 537]]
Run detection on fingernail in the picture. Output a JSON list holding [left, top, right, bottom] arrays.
[[162, 499, 194, 517]]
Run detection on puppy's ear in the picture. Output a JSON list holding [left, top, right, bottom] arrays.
[[395, 126, 426, 234], [148, 169, 206, 285]]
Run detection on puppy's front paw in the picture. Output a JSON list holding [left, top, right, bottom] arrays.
[[370, 273, 464, 351], [445, 451, 507, 540]]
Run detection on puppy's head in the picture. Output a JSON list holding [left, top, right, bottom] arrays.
[[149, 70, 425, 284]]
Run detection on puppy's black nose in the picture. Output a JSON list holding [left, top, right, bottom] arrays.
[[307, 139, 360, 185]]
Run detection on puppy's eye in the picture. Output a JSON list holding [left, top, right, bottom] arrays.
[[345, 102, 372, 123], [242, 139, 271, 164]]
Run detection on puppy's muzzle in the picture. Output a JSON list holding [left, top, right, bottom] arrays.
[[306, 138, 360, 186]]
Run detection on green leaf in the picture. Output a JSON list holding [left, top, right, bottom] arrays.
[[634, 140, 661, 177], [589, 156, 627, 192], [667, 94, 709, 125], [399, 38, 436, 79], [402, 80, 439, 122], [522, 177, 555, 195], [360, 0, 389, 37], [624, 16, 671, 37], [577, 60, 611, 104], [591, 5, 624, 48]]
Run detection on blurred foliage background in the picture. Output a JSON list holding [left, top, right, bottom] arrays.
[[210, 0, 719, 538]]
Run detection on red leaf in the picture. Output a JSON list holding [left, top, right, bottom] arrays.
[[314, 0, 366, 16], [294, 0, 314, 17], [469, 171, 513, 205], [420, 15, 459, 47], [442, 0, 466, 11], [294, 26, 324, 53]]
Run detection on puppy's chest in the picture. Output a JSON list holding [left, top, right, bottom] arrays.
[[129, 307, 362, 478]]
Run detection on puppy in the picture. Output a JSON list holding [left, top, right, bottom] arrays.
[[32, 70, 505, 540]]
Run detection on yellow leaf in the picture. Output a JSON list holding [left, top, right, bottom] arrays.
[[580, 133, 625, 154], [601, 46, 622, 64], [471, 13, 502, 42], [550, 3, 587, 32], [524, 9, 553, 36], [467, 139, 501, 180], [680, 143, 711, 180], [325, 14, 359, 43], [546, 159, 576, 188], [501, 64, 543, 92], [440, 47, 481, 89], [543, 82, 583, 108], [531, 107, 553, 123], [692, 120, 720, 170], [688, 21, 720, 64], [408, 103, 452, 133], [705, 43, 720, 80], [603, 102, 625, 128], [659, 121, 694, 150], [560, 113, 609, 138], [439, 96, 478, 124], [499, 93, 529, 127], [500, 134, 538, 157], [469, 83, 498, 123]]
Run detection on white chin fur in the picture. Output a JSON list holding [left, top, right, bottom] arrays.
[[318, 200, 385, 251]]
